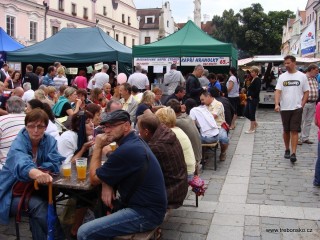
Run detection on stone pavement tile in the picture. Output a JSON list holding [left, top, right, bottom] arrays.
[[219, 194, 246, 204], [260, 204, 304, 219], [179, 224, 209, 234], [244, 225, 260, 237], [302, 207, 320, 220], [161, 229, 181, 240], [201, 194, 219, 202], [206, 225, 243, 240], [279, 218, 299, 229], [179, 232, 206, 240], [243, 236, 261, 240], [220, 183, 248, 196], [180, 200, 217, 213], [227, 168, 251, 177], [215, 203, 259, 216], [211, 213, 244, 226], [225, 176, 249, 185], [160, 221, 180, 231], [167, 216, 192, 224], [187, 211, 213, 220], [245, 216, 260, 226]]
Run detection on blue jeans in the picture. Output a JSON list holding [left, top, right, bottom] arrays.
[[201, 134, 219, 144], [77, 207, 162, 240], [314, 141, 320, 185], [10, 195, 64, 240]]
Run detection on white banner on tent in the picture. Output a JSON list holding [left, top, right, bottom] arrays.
[[153, 65, 164, 73], [134, 57, 180, 66], [181, 57, 230, 66]]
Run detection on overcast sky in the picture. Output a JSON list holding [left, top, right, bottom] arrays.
[[134, 0, 307, 23]]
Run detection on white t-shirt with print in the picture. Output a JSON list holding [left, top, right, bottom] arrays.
[[227, 75, 239, 97], [275, 71, 310, 110]]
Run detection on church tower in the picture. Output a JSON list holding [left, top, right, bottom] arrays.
[[194, 0, 201, 28]]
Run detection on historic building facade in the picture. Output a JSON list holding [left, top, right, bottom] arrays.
[[0, 0, 139, 47]]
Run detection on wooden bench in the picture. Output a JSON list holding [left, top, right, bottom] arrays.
[[201, 142, 219, 171], [114, 227, 160, 240], [114, 211, 170, 240]]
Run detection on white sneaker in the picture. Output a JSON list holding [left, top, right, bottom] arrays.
[[245, 129, 255, 134]]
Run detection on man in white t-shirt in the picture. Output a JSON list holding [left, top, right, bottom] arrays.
[[275, 55, 310, 163], [94, 64, 109, 89], [21, 82, 34, 103], [128, 65, 149, 92]]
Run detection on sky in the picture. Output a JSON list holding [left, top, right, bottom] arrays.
[[133, 0, 308, 23]]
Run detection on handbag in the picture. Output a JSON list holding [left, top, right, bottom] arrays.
[[221, 122, 230, 133]]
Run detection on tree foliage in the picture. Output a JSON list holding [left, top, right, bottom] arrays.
[[211, 3, 295, 57]]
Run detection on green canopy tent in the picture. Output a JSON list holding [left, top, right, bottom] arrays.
[[133, 20, 237, 72], [7, 27, 132, 75]]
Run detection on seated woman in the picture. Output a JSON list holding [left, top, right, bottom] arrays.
[[27, 99, 60, 139], [152, 87, 164, 112], [57, 111, 95, 237], [135, 90, 154, 127], [4, 70, 21, 90], [52, 87, 82, 118], [155, 107, 196, 180], [0, 109, 65, 239], [90, 88, 107, 108], [34, 89, 54, 107]]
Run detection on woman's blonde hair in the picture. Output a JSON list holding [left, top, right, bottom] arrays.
[[57, 66, 65, 76], [64, 87, 77, 98], [155, 107, 176, 128], [140, 90, 155, 105], [34, 89, 46, 100], [251, 66, 260, 75], [47, 86, 56, 94]]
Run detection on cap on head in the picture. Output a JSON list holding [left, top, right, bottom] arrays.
[[100, 109, 130, 125]]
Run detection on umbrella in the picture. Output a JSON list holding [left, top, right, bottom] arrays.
[[34, 181, 56, 240]]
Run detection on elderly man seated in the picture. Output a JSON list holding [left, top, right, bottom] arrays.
[[138, 113, 188, 209], [78, 110, 167, 240]]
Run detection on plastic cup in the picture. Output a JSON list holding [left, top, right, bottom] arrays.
[[62, 162, 71, 178], [76, 157, 87, 180], [110, 142, 117, 151]]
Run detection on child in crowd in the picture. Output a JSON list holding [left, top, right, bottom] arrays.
[[239, 88, 247, 118]]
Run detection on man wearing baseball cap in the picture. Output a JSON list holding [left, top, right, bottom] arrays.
[[78, 110, 167, 239]]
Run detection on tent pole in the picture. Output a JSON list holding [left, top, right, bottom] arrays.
[[116, 61, 118, 75]]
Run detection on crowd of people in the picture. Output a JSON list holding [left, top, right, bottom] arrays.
[[0, 59, 290, 239]]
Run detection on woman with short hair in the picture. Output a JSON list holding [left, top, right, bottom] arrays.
[[52, 87, 82, 118]]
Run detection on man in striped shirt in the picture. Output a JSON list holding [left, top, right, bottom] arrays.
[[0, 96, 25, 170], [298, 64, 319, 145]]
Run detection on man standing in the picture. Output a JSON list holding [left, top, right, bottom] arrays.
[[42, 66, 56, 86], [0, 96, 25, 170], [198, 69, 210, 87], [128, 65, 149, 92], [23, 64, 39, 90], [298, 63, 319, 145], [78, 110, 167, 239], [94, 64, 109, 89], [200, 91, 229, 161], [186, 64, 204, 104], [0, 64, 9, 82], [119, 83, 138, 123], [163, 64, 185, 95], [275, 55, 310, 163], [138, 113, 188, 209]]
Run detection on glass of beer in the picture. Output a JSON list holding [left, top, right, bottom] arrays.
[[62, 162, 71, 178], [76, 157, 87, 180], [110, 142, 117, 151]]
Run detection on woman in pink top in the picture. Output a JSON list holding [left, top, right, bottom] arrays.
[[73, 70, 88, 90], [313, 102, 320, 186]]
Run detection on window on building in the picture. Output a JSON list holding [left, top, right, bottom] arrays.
[[132, 39, 135, 46], [52, 26, 59, 35], [6, 15, 15, 37], [128, 16, 131, 25], [58, 0, 64, 10], [122, 14, 125, 23], [145, 37, 151, 44], [313, 12, 314, 21], [83, 7, 88, 18], [123, 36, 126, 45], [72, 3, 77, 15], [318, 42, 320, 53], [107, 31, 110, 35], [146, 17, 153, 24], [116, 34, 119, 41], [103, 6, 107, 16], [30, 21, 37, 41], [167, 20, 169, 27]]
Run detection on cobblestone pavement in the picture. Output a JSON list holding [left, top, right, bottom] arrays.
[[1, 108, 320, 240]]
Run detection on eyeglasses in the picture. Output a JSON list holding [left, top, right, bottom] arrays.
[[101, 121, 126, 130], [26, 124, 47, 130]]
